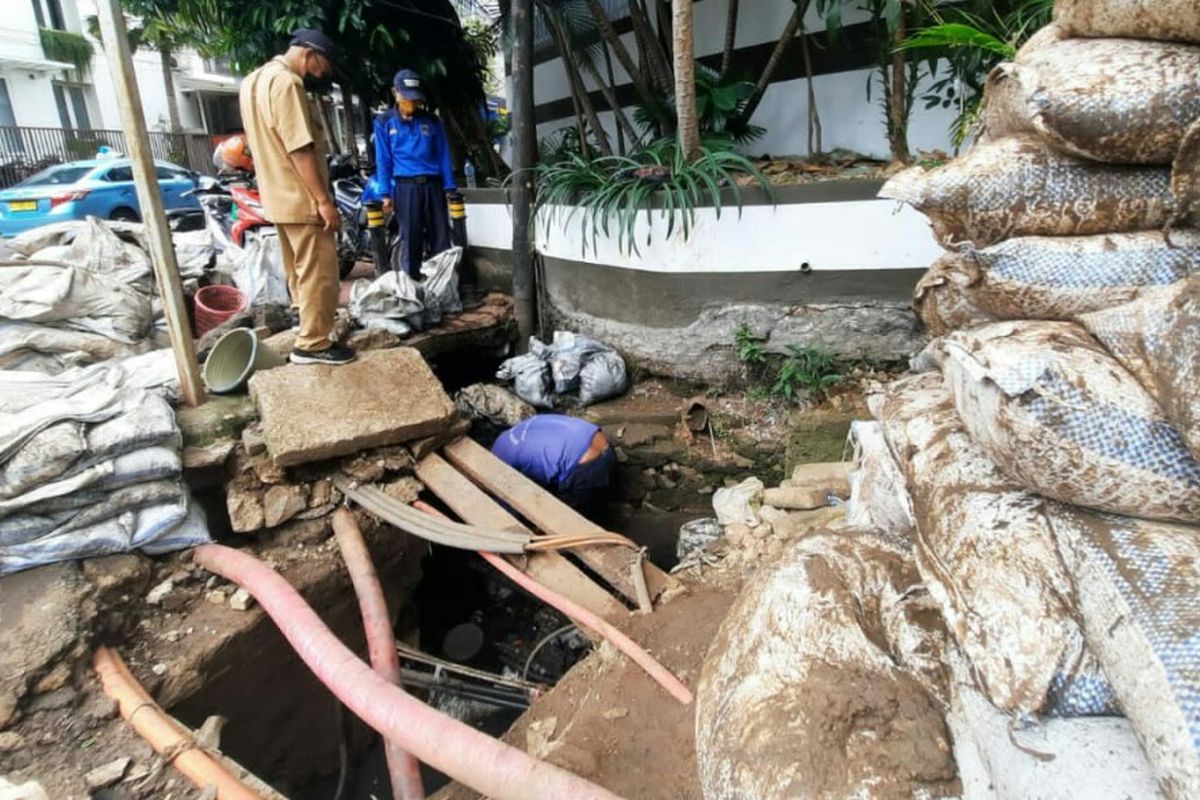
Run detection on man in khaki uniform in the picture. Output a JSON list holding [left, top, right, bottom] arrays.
[[239, 29, 354, 365]]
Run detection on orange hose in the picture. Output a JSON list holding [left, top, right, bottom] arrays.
[[93, 646, 263, 800]]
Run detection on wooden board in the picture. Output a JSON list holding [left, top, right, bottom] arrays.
[[414, 453, 627, 626], [441, 437, 680, 604]]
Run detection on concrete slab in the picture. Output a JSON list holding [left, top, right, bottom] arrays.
[[249, 348, 456, 467]]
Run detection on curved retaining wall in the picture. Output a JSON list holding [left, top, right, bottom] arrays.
[[461, 181, 938, 382]]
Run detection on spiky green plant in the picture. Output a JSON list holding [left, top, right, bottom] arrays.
[[531, 138, 771, 257]]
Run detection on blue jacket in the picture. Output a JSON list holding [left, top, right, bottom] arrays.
[[491, 415, 601, 490], [373, 110, 457, 190]]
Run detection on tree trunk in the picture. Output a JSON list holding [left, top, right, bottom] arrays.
[[545, 6, 613, 156], [511, 0, 538, 343], [629, 0, 673, 93], [583, 0, 662, 125], [578, 42, 643, 148], [801, 26, 822, 156], [603, 43, 627, 154], [738, 0, 809, 128], [159, 43, 181, 134], [720, 0, 740, 79], [672, 0, 700, 159], [888, 12, 911, 164]]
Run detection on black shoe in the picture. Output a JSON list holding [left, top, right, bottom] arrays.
[[289, 345, 356, 365]]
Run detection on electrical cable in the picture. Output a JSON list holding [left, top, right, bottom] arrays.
[[522, 623, 580, 682]]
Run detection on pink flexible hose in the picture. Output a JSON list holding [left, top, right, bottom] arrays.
[[411, 501, 694, 706], [331, 509, 425, 800], [192, 544, 624, 800]]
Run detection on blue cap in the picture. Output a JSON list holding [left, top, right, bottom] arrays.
[[393, 69, 425, 101]]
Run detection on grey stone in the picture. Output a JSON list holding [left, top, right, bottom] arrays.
[[182, 439, 236, 470], [249, 348, 456, 467], [241, 422, 267, 456], [226, 487, 265, 533], [84, 757, 131, 789], [263, 485, 308, 528], [145, 578, 175, 606], [0, 731, 25, 752], [229, 589, 253, 612]]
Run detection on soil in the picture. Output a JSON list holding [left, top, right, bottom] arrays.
[[735, 150, 929, 187], [431, 586, 738, 800]]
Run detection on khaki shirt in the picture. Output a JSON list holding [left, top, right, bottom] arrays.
[[238, 57, 329, 224]]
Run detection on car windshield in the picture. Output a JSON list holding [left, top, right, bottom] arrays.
[[16, 165, 94, 187]]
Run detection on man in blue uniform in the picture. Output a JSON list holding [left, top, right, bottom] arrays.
[[492, 415, 615, 511], [374, 68, 457, 277]]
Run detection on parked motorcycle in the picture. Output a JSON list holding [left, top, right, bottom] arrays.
[[330, 156, 392, 278], [187, 171, 270, 255]]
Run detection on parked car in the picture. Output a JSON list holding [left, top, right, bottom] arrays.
[[0, 158, 202, 238]]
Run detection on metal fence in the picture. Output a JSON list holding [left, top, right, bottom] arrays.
[[0, 126, 216, 188]]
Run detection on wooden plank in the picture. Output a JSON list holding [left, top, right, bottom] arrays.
[[96, 0, 204, 407], [415, 453, 627, 625], [441, 437, 680, 603]]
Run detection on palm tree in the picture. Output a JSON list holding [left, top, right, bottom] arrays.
[[672, 0, 700, 159]]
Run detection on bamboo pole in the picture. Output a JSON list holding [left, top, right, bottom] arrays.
[[96, 0, 204, 407]]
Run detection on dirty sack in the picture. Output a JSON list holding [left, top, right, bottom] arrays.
[[0, 321, 155, 374], [945, 647, 1161, 800], [419, 246, 464, 325], [0, 350, 207, 575], [227, 228, 290, 307], [879, 372, 1114, 716], [1080, 277, 1200, 461], [454, 383, 535, 428], [0, 260, 154, 344], [942, 321, 1200, 522], [349, 268, 425, 336], [676, 518, 723, 561], [711, 477, 764, 527], [11, 217, 153, 291], [1049, 505, 1200, 799], [496, 333, 628, 409], [879, 136, 1175, 247], [845, 420, 915, 537], [929, 231, 1200, 324], [983, 38, 1200, 166], [696, 529, 958, 800], [913, 253, 997, 335], [1054, 0, 1200, 45]]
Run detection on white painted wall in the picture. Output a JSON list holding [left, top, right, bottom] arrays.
[[464, 195, 943, 274], [531, 0, 958, 160]]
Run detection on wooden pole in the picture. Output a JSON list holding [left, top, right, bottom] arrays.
[[96, 0, 205, 407], [510, 0, 537, 345]]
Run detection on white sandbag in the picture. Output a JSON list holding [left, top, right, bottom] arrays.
[[15, 217, 152, 290], [0, 422, 84, 500], [1049, 506, 1200, 799], [696, 530, 958, 800], [945, 648, 1161, 800], [942, 232, 1200, 322], [880, 372, 1104, 715], [942, 321, 1200, 522], [983, 38, 1200, 165], [1, 480, 182, 546], [496, 351, 554, 409], [880, 136, 1175, 248], [0, 320, 155, 373], [419, 245, 463, 325], [172, 228, 215, 279], [230, 228, 290, 307], [845, 421, 915, 537], [1080, 278, 1200, 461], [913, 253, 996, 336], [548, 331, 611, 395], [0, 261, 154, 343], [578, 350, 627, 406], [711, 477, 763, 527], [1054, 0, 1200, 44], [349, 268, 424, 335]]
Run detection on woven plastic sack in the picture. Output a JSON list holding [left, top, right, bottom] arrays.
[[578, 350, 627, 406], [913, 253, 995, 335], [945, 647, 1161, 800], [1080, 278, 1200, 461], [697, 530, 958, 800], [983, 38, 1200, 165], [880, 136, 1175, 247], [1049, 505, 1200, 799], [419, 246, 463, 326], [711, 477, 763, 527], [0, 261, 153, 344], [946, 232, 1200, 322], [349, 268, 424, 335], [1054, 0, 1200, 44], [845, 420, 915, 537], [942, 321, 1200, 523], [547, 331, 611, 395], [880, 373, 1108, 716], [455, 383, 535, 428]]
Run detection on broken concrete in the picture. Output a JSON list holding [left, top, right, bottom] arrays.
[[263, 485, 308, 527], [250, 348, 457, 467]]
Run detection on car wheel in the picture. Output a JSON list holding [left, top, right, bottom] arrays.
[[110, 207, 140, 222]]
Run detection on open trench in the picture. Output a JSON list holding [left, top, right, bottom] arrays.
[[131, 354, 857, 799]]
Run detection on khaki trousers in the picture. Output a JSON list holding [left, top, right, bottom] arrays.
[[277, 223, 338, 352]]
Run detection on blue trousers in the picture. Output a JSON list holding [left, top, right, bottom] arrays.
[[393, 178, 451, 277]]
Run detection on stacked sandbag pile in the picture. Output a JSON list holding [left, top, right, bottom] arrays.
[[0, 218, 168, 373], [862, 4, 1200, 796], [0, 350, 209, 575]]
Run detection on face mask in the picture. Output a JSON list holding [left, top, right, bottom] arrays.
[[304, 71, 334, 93], [397, 98, 418, 118]]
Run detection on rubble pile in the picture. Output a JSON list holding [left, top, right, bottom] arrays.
[[691, 5, 1200, 799]]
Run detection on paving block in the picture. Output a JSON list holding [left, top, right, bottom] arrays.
[[249, 348, 456, 467]]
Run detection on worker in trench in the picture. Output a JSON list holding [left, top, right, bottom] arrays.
[[239, 29, 355, 366], [492, 415, 616, 516], [374, 68, 458, 277]]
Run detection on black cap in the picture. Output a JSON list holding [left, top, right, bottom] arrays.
[[290, 28, 337, 62]]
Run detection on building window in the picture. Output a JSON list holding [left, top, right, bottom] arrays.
[[31, 0, 66, 31], [52, 82, 92, 130], [203, 57, 234, 76], [0, 80, 16, 128]]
